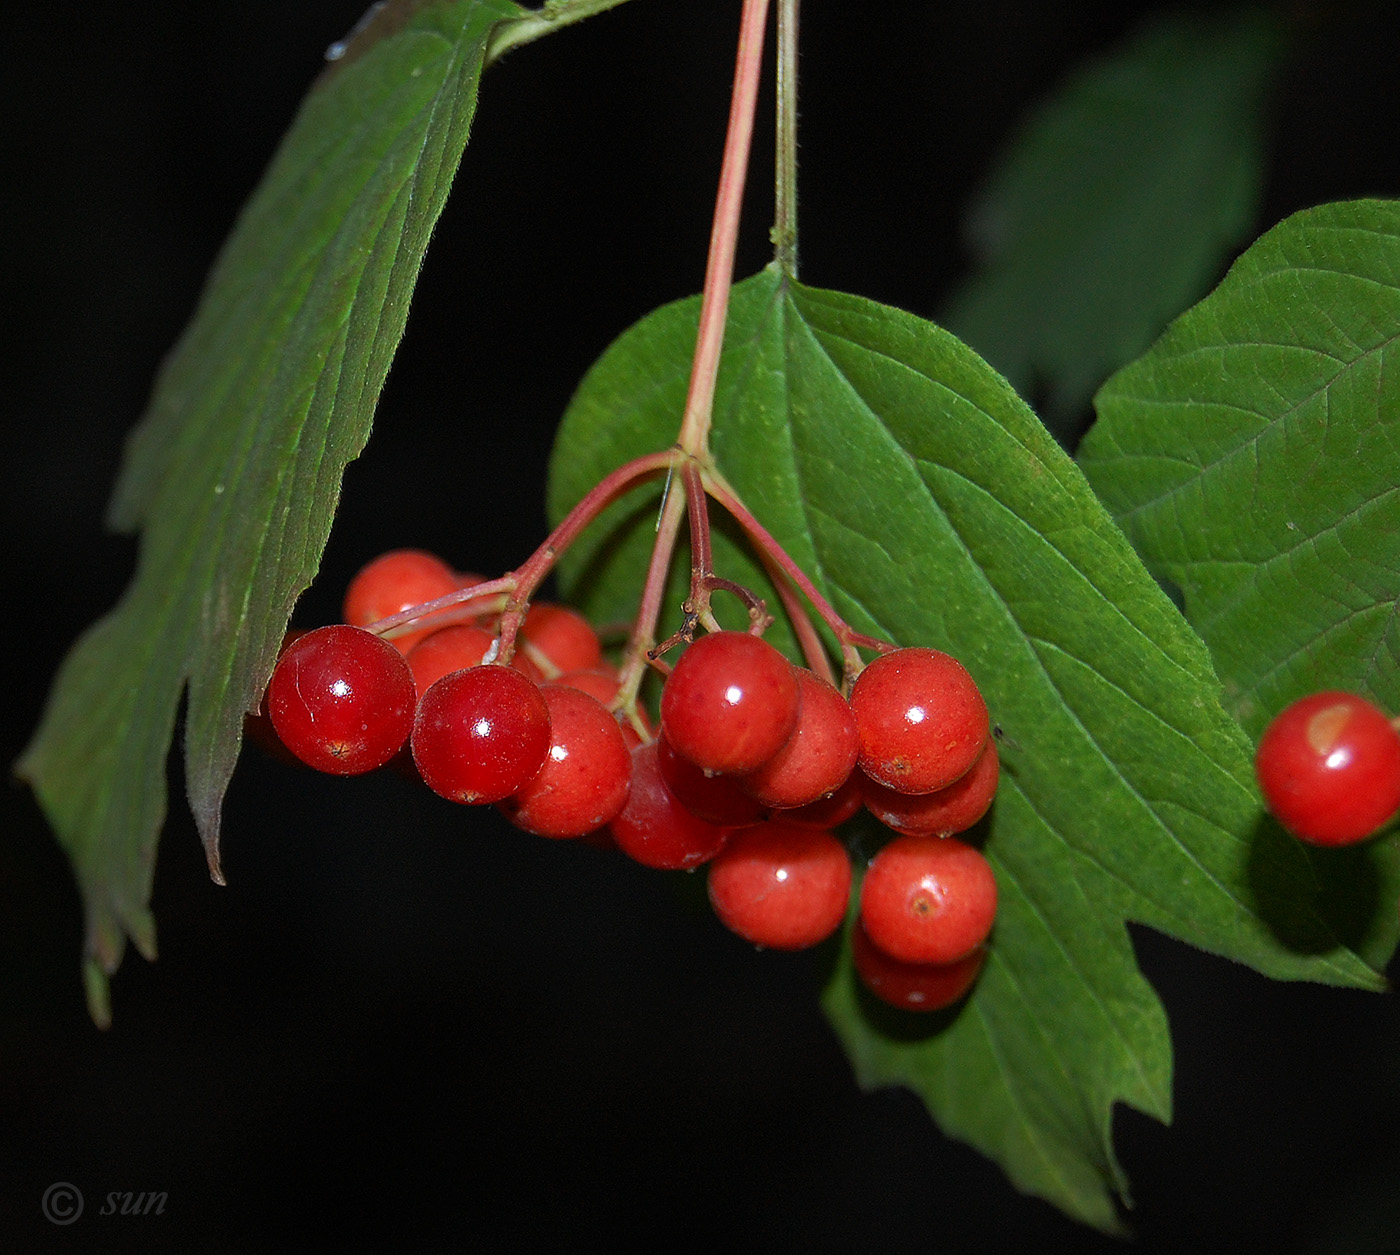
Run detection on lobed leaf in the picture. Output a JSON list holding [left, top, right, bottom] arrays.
[[548, 268, 1396, 1228], [942, 11, 1283, 441], [17, 0, 534, 1025]]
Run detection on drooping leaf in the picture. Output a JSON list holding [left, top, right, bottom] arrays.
[[17, 0, 537, 1026], [942, 11, 1283, 441], [1080, 199, 1400, 739], [547, 268, 1398, 1229]]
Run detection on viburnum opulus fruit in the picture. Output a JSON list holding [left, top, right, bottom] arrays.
[[859, 834, 997, 965], [861, 740, 1000, 837], [411, 664, 551, 804], [707, 820, 851, 950], [267, 624, 416, 775], [851, 922, 986, 1013], [739, 666, 859, 809], [405, 624, 496, 695], [497, 684, 632, 838], [342, 548, 464, 654], [608, 740, 733, 870], [1254, 691, 1400, 846], [849, 647, 988, 794], [659, 629, 801, 775]]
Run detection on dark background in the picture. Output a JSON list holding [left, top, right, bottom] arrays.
[[5, 1, 1400, 1250]]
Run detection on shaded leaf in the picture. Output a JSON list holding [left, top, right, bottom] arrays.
[[547, 268, 1396, 1228], [17, 0, 529, 1025], [1080, 199, 1400, 739], [942, 11, 1283, 440]]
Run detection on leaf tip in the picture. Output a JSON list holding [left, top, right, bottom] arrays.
[[82, 958, 112, 1031], [195, 803, 227, 886]]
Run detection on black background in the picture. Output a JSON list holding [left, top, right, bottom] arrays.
[[5, 1, 1400, 1250]]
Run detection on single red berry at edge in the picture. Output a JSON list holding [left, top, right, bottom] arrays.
[[412, 665, 551, 804], [852, 922, 986, 1013], [862, 740, 1000, 837], [608, 741, 732, 870], [849, 647, 989, 795], [859, 834, 997, 966], [267, 624, 416, 775], [1255, 691, 1400, 846], [343, 549, 463, 655], [661, 630, 802, 775], [740, 667, 859, 810], [707, 821, 851, 950], [498, 685, 632, 838]]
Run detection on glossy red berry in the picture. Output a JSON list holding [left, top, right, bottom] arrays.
[[660, 631, 801, 775], [707, 821, 851, 950], [852, 922, 986, 1013], [849, 647, 988, 794], [862, 740, 1000, 837], [740, 667, 859, 809], [412, 665, 551, 804], [267, 624, 416, 775], [859, 835, 997, 965], [608, 741, 733, 870], [343, 549, 463, 654], [1255, 691, 1400, 846], [498, 685, 632, 838]]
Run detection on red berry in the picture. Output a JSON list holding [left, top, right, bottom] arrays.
[[1255, 691, 1400, 846], [405, 624, 496, 695], [862, 740, 1000, 837], [267, 624, 416, 775], [707, 821, 851, 950], [655, 732, 767, 827], [859, 835, 997, 965], [498, 685, 632, 838], [608, 741, 733, 870], [660, 631, 801, 775], [412, 665, 551, 804], [852, 922, 985, 1013], [849, 647, 988, 794], [740, 668, 859, 809], [343, 549, 462, 654], [517, 603, 603, 677]]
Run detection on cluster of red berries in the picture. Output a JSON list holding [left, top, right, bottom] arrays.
[[1254, 691, 1400, 847], [258, 548, 1002, 1013]]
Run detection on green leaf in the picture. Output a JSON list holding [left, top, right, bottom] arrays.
[[17, 0, 532, 1025], [1080, 199, 1400, 738], [942, 11, 1283, 437], [547, 268, 1397, 1229]]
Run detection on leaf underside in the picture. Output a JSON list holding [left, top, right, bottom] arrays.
[[942, 10, 1282, 440], [17, 0, 528, 1025], [548, 268, 1396, 1230]]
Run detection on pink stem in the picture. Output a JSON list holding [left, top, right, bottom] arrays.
[[674, 0, 771, 458]]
